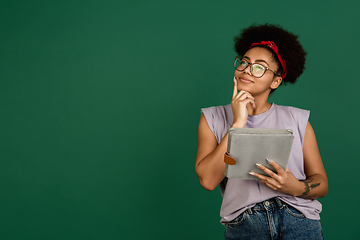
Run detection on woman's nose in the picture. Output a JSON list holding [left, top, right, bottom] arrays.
[[243, 65, 252, 76]]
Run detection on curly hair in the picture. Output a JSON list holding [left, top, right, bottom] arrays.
[[234, 24, 306, 86]]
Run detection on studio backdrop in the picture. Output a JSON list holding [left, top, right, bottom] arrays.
[[1, 0, 359, 239]]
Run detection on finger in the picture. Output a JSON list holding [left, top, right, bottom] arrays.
[[249, 172, 280, 190], [235, 98, 256, 109], [233, 90, 254, 102], [249, 172, 276, 185], [245, 98, 256, 109], [256, 163, 280, 181], [249, 171, 266, 180], [232, 77, 238, 100], [231, 99, 256, 112], [247, 98, 256, 109], [266, 159, 285, 175], [232, 90, 256, 109], [262, 180, 280, 191]]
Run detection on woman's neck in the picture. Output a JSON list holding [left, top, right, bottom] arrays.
[[247, 93, 272, 116], [247, 102, 272, 116]]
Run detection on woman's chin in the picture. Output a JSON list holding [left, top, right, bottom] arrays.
[[237, 86, 253, 94]]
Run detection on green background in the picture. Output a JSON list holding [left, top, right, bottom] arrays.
[[1, 0, 359, 239]]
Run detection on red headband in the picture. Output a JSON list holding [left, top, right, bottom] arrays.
[[250, 41, 287, 79]]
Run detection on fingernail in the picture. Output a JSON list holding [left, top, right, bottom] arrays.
[[266, 158, 273, 164], [234, 77, 236, 82], [249, 172, 255, 176], [256, 163, 262, 168]]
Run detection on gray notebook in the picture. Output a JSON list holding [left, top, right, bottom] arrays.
[[224, 128, 294, 179]]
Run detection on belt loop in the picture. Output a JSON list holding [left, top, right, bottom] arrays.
[[275, 198, 284, 208], [247, 207, 252, 215]]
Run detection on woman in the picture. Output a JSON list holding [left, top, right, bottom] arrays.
[[195, 24, 328, 239]]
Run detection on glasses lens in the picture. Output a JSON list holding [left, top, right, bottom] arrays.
[[235, 59, 247, 71], [251, 64, 266, 77]]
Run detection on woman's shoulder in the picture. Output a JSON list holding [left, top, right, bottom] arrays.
[[201, 104, 231, 112], [201, 104, 233, 143], [274, 104, 310, 117], [201, 104, 232, 121], [201, 104, 232, 119], [274, 104, 310, 131]]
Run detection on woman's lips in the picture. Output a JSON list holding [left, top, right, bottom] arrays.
[[239, 77, 253, 83]]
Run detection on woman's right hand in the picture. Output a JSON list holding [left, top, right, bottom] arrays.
[[231, 77, 256, 128]]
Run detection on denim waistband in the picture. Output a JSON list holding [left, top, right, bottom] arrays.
[[247, 198, 285, 214]]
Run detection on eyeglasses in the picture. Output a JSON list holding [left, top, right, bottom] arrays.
[[234, 57, 281, 78]]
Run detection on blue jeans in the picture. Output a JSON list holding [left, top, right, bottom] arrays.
[[224, 198, 324, 240]]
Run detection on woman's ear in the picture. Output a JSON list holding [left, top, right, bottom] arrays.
[[270, 77, 282, 90]]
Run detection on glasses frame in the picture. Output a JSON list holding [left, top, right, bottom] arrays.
[[234, 57, 281, 78]]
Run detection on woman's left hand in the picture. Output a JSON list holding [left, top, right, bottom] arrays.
[[250, 159, 303, 197]]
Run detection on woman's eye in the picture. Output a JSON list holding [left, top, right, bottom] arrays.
[[255, 65, 264, 71], [240, 60, 247, 66]]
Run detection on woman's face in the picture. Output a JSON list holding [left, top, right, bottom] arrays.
[[234, 46, 282, 96]]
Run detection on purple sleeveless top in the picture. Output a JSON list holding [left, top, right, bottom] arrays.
[[201, 103, 322, 224]]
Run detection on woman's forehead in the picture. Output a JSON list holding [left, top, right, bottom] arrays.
[[244, 46, 274, 61]]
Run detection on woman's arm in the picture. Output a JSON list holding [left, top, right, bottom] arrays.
[[195, 114, 227, 191], [195, 79, 256, 191], [298, 121, 328, 199], [250, 121, 328, 199]]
